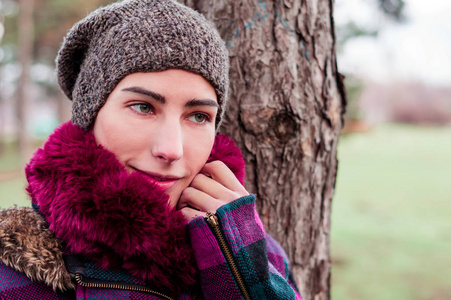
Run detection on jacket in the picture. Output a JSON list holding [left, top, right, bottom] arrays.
[[0, 122, 301, 299]]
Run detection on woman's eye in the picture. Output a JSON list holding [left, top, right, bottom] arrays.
[[130, 103, 152, 114], [188, 113, 209, 124]]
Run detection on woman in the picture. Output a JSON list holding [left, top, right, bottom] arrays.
[[0, 0, 301, 299]]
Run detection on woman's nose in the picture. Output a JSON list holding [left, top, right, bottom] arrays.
[[151, 121, 183, 163]]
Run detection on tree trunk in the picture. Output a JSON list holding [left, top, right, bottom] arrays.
[[16, 0, 35, 165], [182, 1, 346, 299]]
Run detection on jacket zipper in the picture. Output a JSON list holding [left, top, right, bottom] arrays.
[[205, 211, 252, 300], [75, 273, 174, 300]]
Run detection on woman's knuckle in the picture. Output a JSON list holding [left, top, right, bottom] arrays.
[[210, 160, 226, 168], [181, 187, 194, 198], [191, 175, 202, 186]]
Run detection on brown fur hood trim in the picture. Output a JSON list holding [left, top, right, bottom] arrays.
[[0, 206, 75, 291]]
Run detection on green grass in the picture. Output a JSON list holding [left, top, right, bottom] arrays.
[[0, 140, 47, 208], [0, 176, 29, 208], [331, 123, 451, 300], [0, 142, 32, 208], [0, 143, 21, 173], [1, 123, 450, 299]]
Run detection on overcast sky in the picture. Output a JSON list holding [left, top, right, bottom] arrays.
[[335, 0, 451, 86]]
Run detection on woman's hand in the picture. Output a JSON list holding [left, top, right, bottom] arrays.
[[177, 160, 249, 221]]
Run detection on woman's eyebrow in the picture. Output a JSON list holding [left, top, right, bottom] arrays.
[[121, 87, 165, 103], [185, 99, 219, 108]]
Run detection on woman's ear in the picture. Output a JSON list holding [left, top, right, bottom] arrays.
[[208, 134, 245, 185]]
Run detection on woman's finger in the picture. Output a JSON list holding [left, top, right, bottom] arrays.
[[180, 206, 207, 222], [190, 173, 230, 200], [201, 161, 248, 197], [178, 186, 224, 212]]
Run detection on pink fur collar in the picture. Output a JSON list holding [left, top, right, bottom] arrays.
[[25, 121, 245, 295]]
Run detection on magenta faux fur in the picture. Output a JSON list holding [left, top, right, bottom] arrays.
[[25, 121, 245, 295]]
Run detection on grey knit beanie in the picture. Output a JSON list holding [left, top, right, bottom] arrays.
[[56, 0, 229, 129]]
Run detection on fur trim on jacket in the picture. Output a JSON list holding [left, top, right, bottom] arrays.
[[21, 121, 245, 295], [0, 206, 74, 291]]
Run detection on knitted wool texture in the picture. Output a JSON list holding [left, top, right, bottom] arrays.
[[57, 0, 229, 129]]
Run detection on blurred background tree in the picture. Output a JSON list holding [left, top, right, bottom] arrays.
[[0, 0, 112, 164], [338, 0, 405, 132]]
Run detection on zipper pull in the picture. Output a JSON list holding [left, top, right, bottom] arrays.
[[75, 273, 83, 284], [205, 211, 218, 226]]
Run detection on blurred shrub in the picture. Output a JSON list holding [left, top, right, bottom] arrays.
[[359, 81, 451, 126], [343, 74, 365, 121]]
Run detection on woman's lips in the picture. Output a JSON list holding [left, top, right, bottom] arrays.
[[132, 168, 180, 190]]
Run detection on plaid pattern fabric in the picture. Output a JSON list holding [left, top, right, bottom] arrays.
[[1, 195, 301, 299], [0, 260, 194, 300], [83, 262, 141, 285], [0, 262, 59, 299], [188, 194, 302, 300]]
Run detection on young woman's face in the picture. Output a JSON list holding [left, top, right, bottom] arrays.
[[92, 69, 218, 208]]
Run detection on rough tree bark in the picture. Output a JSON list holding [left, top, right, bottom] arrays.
[[182, 1, 346, 299]]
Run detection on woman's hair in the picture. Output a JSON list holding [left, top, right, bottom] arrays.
[[56, 0, 229, 130]]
